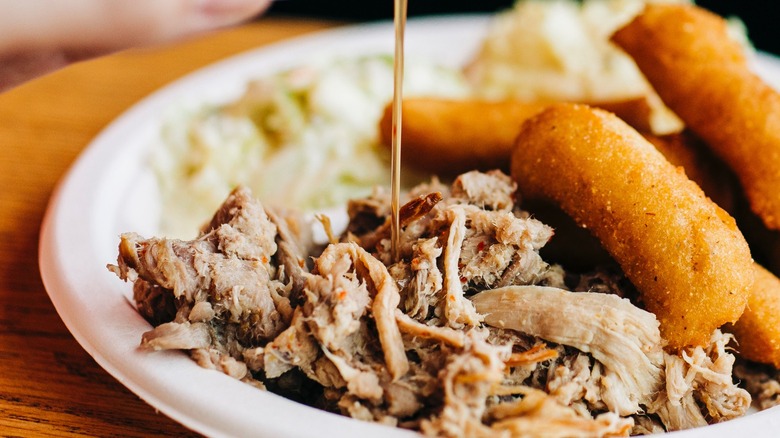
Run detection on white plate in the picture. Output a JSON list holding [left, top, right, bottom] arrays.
[[39, 15, 780, 438]]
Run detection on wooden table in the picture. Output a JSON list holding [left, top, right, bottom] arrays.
[[0, 18, 342, 437]]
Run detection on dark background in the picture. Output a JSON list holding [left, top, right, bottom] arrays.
[[267, 1, 779, 56]]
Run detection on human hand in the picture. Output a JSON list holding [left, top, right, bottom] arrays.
[[0, 0, 272, 92]]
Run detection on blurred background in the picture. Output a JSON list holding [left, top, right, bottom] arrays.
[[266, 1, 779, 56]]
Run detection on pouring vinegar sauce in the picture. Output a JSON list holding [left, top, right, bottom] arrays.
[[390, 0, 408, 261]]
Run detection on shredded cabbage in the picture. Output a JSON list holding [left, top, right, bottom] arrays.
[[152, 55, 471, 237]]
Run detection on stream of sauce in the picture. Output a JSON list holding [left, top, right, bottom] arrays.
[[390, 0, 408, 262]]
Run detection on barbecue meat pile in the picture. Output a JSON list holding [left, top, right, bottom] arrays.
[[109, 170, 751, 437]]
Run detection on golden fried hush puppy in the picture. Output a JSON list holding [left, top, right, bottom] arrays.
[[511, 103, 753, 350], [379, 97, 666, 177], [729, 264, 780, 368], [379, 98, 548, 176], [612, 4, 780, 230]]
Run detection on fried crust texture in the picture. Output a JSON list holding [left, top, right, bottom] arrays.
[[379, 97, 668, 177], [612, 3, 780, 230], [511, 103, 753, 350], [729, 264, 780, 368]]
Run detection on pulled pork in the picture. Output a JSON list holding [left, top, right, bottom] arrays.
[[109, 170, 755, 437]]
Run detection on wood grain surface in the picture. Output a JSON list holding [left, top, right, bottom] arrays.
[[0, 18, 341, 437]]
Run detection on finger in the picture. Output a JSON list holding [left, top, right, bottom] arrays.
[[0, 50, 69, 92], [0, 0, 272, 56]]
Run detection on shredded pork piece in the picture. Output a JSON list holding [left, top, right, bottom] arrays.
[[314, 243, 409, 380], [471, 285, 664, 415], [545, 353, 605, 410], [450, 170, 516, 211], [265, 206, 312, 303], [648, 331, 750, 430], [108, 187, 308, 381], [442, 206, 483, 328], [485, 387, 633, 437], [420, 330, 510, 437], [262, 307, 319, 378], [191, 348, 250, 381], [401, 237, 443, 320], [505, 343, 559, 367], [395, 309, 466, 348], [141, 321, 212, 351]]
